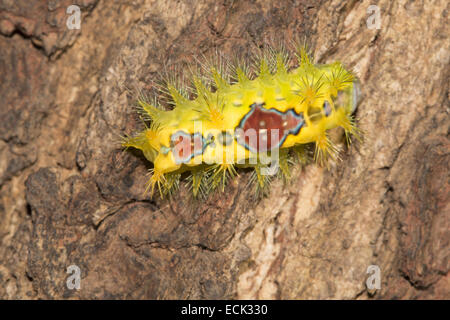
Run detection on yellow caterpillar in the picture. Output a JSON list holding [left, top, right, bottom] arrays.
[[123, 46, 360, 198]]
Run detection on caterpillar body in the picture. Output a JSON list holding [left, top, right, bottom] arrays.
[[123, 47, 360, 198]]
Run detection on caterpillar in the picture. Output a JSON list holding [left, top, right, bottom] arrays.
[[123, 45, 361, 198]]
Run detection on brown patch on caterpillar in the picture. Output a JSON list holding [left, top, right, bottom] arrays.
[[236, 102, 305, 152]]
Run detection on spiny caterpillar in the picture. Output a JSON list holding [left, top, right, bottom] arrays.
[[123, 45, 361, 198]]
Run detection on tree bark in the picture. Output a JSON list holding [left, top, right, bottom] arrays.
[[0, 0, 448, 299]]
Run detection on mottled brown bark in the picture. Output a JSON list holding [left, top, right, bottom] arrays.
[[0, 0, 448, 299]]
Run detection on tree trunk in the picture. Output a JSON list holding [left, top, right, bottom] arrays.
[[0, 0, 448, 299]]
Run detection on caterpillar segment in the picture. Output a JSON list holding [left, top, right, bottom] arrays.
[[123, 48, 361, 197]]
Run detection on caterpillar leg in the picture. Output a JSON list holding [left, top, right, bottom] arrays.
[[209, 163, 238, 192], [248, 163, 273, 197], [145, 169, 166, 198], [187, 167, 209, 198], [145, 154, 182, 198], [314, 133, 340, 167], [341, 113, 362, 146], [278, 148, 292, 182], [293, 144, 310, 166], [144, 170, 182, 198], [254, 164, 266, 188], [163, 172, 181, 197]]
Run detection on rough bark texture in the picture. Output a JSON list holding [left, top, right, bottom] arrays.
[[0, 0, 448, 299]]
